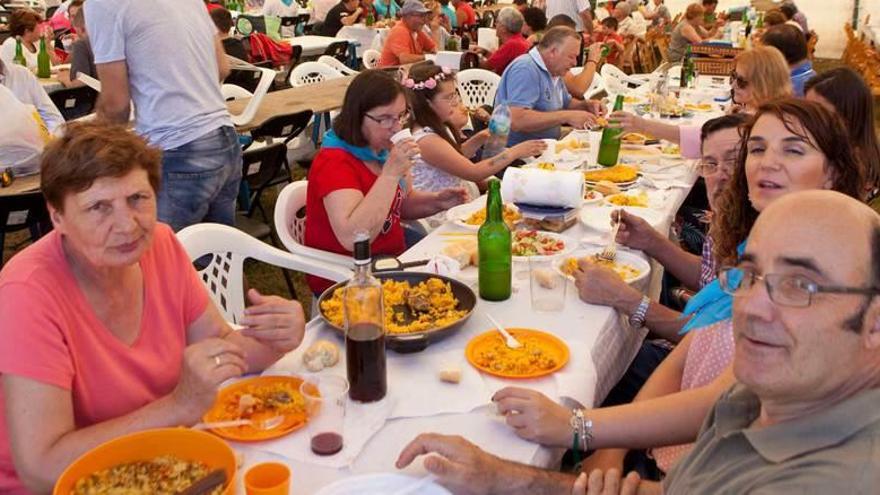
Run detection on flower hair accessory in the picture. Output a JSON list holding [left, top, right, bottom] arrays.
[[403, 67, 453, 91]]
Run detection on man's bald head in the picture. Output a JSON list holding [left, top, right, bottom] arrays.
[[733, 191, 880, 405]]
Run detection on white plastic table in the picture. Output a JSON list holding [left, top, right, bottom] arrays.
[[336, 24, 389, 57]]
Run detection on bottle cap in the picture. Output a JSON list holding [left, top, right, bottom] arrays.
[[353, 231, 371, 264]]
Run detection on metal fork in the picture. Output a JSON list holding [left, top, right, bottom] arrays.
[[599, 213, 622, 261]]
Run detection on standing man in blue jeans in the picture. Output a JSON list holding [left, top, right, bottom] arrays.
[[86, 0, 241, 231]]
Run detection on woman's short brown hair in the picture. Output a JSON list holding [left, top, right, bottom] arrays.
[[684, 3, 705, 21], [332, 69, 406, 147], [10, 9, 43, 37], [711, 99, 866, 266], [41, 121, 162, 212]]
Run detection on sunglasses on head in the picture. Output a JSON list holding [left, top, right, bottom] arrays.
[[730, 70, 749, 89]]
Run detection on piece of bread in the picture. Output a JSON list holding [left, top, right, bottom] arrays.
[[303, 339, 340, 372], [593, 180, 621, 196], [439, 366, 462, 384]]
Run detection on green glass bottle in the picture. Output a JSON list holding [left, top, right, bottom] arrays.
[[599, 44, 611, 61], [13, 37, 27, 67], [366, 8, 375, 26], [36, 38, 51, 79], [679, 45, 692, 88], [597, 94, 625, 167], [478, 180, 511, 301], [755, 12, 764, 29]]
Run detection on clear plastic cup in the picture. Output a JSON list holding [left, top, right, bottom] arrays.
[[300, 375, 349, 456], [529, 257, 567, 311]]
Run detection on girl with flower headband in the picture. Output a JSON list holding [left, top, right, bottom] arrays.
[[404, 62, 546, 226]]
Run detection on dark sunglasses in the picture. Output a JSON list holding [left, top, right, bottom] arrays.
[[729, 70, 749, 89]]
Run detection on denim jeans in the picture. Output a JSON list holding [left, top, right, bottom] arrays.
[[158, 126, 242, 231]]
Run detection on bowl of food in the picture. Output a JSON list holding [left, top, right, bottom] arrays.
[[465, 328, 569, 378], [445, 199, 522, 230], [556, 248, 651, 289], [54, 428, 236, 495], [202, 375, 310, 442], [318, 271, 476, 353], [511, 229, 574, 261], [583, 189, 604, 206]]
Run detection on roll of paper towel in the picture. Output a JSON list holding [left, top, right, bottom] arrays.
[[501, 168, 584, 208]]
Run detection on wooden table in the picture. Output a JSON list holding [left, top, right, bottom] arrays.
[[227, 75, 354, 132], [0, 174, 40, 198]]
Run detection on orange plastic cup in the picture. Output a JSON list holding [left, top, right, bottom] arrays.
[[244, 462, 291, 495]]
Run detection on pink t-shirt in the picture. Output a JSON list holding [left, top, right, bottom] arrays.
[[651, 319, 735, 473], [0, 224, 209, 494]]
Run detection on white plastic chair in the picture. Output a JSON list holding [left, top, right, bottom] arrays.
[[362, 48, 381, 69], [274, 181, 356, 269], [176, 223, 353, 324], [456, 68, 501, 110], [600, 63, 652, 95], [289, 61, 344, 87], [221, 84, 253, 101], [318, 55, 359, 76], [224, 67, 276, 127]]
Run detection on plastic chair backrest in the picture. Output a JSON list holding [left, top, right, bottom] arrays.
[[289, 61, 343, 87], [600, 63, 649, 95], [456, 68, 501, 109], [323, 40, 350, 63], [225, 67, 276, 127], [48, 86, 98, 121], [273, 181, 354, 267], [249, 109, 314, 145], [362, 48, 381, 69], [176, 223, 353, 324], [318, 55, 358, 76], [221, 84, 253, 101]]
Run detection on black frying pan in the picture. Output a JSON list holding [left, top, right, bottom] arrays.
[[316, 271, 476, 353]]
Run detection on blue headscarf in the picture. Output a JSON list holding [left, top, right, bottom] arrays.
[[679, 240, 747, 334], [280, 0, 295, 6], [322, 129, 409, 192], [322, 129, 389, 163]]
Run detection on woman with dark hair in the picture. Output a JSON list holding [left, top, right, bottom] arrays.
[[406, 62, 544, 223], [304, 69, 468, 292], [804, 67, 880, 213], [711, 98, 866, 267]]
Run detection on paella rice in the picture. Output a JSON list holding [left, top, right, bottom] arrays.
[[321, 278, 469, 334], [583, 165, 639, 183], [211, 380, 307, 426], [560, 255, 642, 281], [472, 334, 560, 375], [71, 455, 223, 495], [464, 204, 522, 227]]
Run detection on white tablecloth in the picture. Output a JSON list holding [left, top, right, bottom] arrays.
[[222, 130, 702, 493], [336, 25, 389, 57]]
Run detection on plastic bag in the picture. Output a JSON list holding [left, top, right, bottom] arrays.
[[0, 85, 46, 176]]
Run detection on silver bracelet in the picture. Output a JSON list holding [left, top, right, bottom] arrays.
[[569, 409, 593, 451], [629, 295, 650, 329]]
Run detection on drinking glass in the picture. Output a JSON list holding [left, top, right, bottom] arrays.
[[529, 257, 566, 311], [300, 375, 349, 456]]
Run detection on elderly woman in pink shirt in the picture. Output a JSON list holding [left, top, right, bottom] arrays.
[[0, 121, 306, 494]]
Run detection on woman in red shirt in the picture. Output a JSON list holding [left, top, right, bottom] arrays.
[[305, 69, 468, 293]]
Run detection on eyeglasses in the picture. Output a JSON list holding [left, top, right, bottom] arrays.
[[697, 158, 737, 177], [364, 110, 411, 129], [718, 265, 880, 308], [729, 70, 749, 89]]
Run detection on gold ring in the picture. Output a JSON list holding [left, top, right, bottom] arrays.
[[214, 355, 221, 366]]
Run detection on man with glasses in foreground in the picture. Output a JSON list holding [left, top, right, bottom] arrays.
[[397, 189, 880, 494]]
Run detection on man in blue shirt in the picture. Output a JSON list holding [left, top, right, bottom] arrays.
[[495, 26, 605, 146], [760, 24, 815, 97]]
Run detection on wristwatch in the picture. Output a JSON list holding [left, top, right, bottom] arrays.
[[628, 295, 650, 329]]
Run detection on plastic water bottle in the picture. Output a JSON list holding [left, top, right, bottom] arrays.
[[482, 103, 511, 159]]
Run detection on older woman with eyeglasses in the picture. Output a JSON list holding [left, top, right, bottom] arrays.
[[489, 99, 867, 482], [304, 69, 468, 293], [0, 122, 306, 493]]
